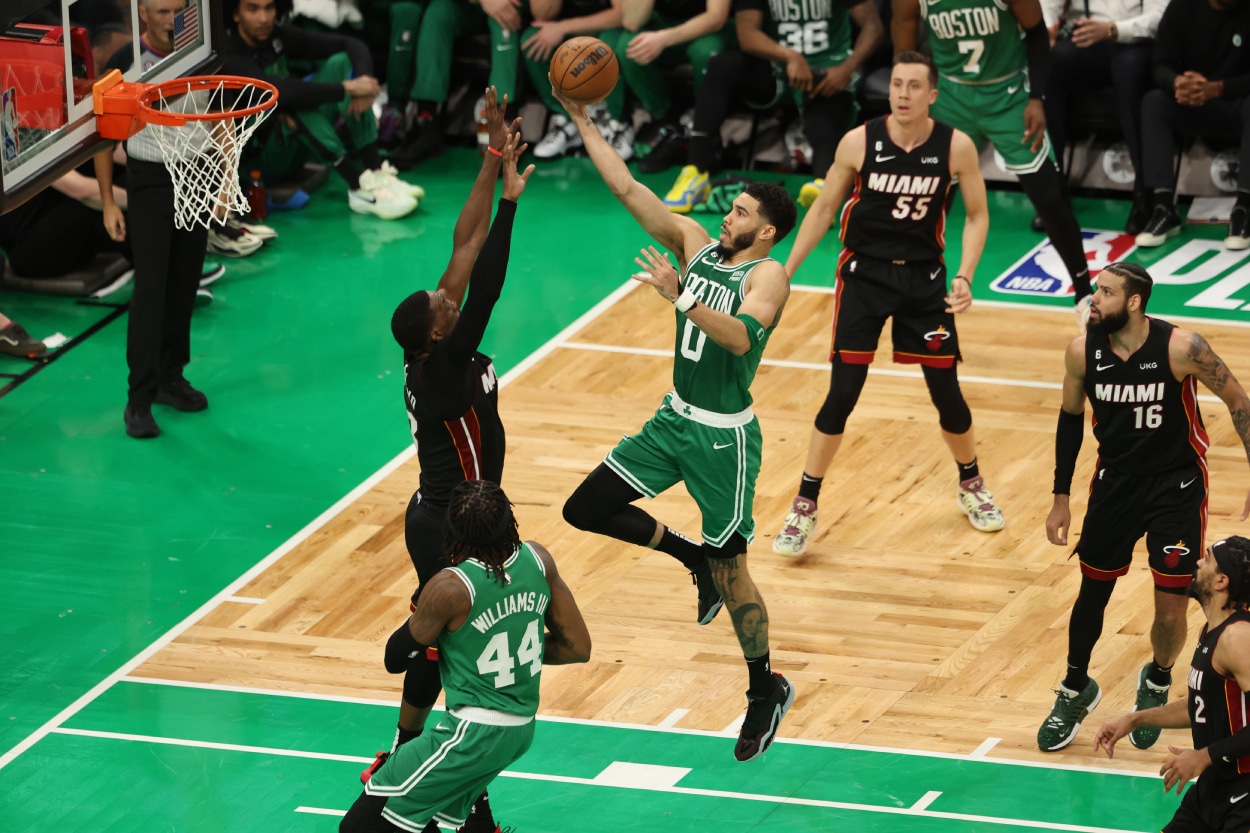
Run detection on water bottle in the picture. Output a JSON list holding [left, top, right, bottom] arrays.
[[477, 109, 490, 157], [246, 170, 268, 222]]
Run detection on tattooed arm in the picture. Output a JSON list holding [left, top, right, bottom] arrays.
[[1171, 328, 1250, 520], [532, 542, 592, 665]]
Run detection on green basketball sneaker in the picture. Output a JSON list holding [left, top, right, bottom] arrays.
[[1129, 664, 1171, 749], [1037, 678, 1102, 751]]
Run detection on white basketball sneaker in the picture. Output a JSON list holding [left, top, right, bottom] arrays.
[[773, 496, 817, 557], [349, 170, 418, 220], [375, 161, 426, 203], [958, 476, 1005, 532], [533, 114, 582, 159]]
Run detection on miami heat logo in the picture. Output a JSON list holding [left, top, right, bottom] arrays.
[[1162, 540, 1190, 569], [924, 326, 951, 352]]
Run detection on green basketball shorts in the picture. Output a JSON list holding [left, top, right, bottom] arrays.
[[365, 711, 534, 830], [605, 391, 761, 548], [932, 75, 1053, 175]]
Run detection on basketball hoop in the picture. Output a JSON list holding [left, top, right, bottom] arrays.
[[93, 70, 278, 230]]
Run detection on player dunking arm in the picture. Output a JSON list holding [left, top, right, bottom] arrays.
[[550, 79, 801, 762], [1040, 262, 1250, 753], [773, 52, 1002, 559], [371, 89, 531, 833], [340, 481, 591, 833], [1095, 537, 1250, 833], [893, 0, 1094, 331]]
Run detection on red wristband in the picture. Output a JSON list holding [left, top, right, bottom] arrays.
[[487, 146, 503, 157]]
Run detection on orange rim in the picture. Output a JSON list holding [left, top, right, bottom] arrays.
[[135, 75, 278, 126]]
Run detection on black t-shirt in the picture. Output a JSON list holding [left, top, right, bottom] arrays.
[[656, 0, 706, 21], [1154, 0, 1250, 99], [220, 25, 374, 111]]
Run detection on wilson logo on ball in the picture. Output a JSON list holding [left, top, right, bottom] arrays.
[[570, 46, 610, 78]]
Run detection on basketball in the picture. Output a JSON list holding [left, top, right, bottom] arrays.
[[549, 37, 619, 105]]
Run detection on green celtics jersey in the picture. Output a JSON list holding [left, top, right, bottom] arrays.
[[672, 242, 776, 414], [739, 0, 853, 69], [440, 543, 551, 718], [920, 0, 1025, 84]]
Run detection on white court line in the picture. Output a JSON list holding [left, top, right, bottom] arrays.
[[560, 341, 1223, 403], [224, 596, 266, 605], [113, 676, 1163, 780], [49, 727, 1146, 833], [657, 709, 689, 730], [911, 791, 943, 812], [0, 279, 641, 774], [296, 807, 347, 817], [790, 283, 1250, 330], [971, 738, 1003, 758], [721, 715, 745, 735]]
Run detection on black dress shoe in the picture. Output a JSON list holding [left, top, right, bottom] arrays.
[[155, 378, 208, 412], [124, 404, 160, 439], [1125, 190, 1152, 236], [638, 125, 689, 174]]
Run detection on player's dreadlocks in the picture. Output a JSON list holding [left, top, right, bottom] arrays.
[[1213, 536, 1250, 611], [444, 480, 520, 585]]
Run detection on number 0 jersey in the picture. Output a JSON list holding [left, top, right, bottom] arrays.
[[919, 0, 1025, 85], [1084, 318, 1209, 476], [840, 116, 955, 263], [1189, 611, 1250, 779], [440, 543, 551, 718], [673, 242, 778, 414]]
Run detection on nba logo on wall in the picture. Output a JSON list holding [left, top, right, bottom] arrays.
[[990, 231, 1137, 297]]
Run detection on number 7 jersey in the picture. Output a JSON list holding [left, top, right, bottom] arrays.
[[919, 0, 1025, 85], [440, 543, 552, 717]]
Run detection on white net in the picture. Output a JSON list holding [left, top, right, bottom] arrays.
[[142, 79, 276, 231]]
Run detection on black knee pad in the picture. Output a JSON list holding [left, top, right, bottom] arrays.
[[704, 533, 747, 561], [923, 366, 972, 434], [403, 651, 443, 709], [1077, 573, 1118, 607], [814, 359, 869, 435]]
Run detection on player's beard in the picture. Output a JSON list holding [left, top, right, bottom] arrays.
[[1189, 570, 1213, 606], [716, 229, 757, 260], [1087, 305, 1129, 336]]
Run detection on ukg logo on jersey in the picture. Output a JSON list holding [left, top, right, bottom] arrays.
[[990, 230, 1137, 298]]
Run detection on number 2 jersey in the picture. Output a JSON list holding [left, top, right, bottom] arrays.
[[440, 543, 551, 718], [1189, 610, 1250, 779], [919, 0, 1026, 85], [840, 116, 955, 263], [1084, 318, 1208, 476]]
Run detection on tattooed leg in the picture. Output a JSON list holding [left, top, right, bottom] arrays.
[[709, 552, 771, 657]]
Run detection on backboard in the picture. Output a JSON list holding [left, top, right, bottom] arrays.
[[0, 0, 224, 213]]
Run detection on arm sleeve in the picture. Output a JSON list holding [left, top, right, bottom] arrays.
[[420, 197, 517, 392], [1053, 409, 1085, 495], [1207, 728, 1250, 770], [220, 49, 346, 111], [1023, 21, 1050, 100]]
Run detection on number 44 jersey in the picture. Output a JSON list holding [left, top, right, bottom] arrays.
[[441, 543, 552, 718]]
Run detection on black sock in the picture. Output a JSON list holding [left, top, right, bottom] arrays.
[[415, 100, 439, 118], [1237, 190, 1250, 210], [359, 143, 384, 172], [1153, 188, 1174, 210], [1146, 660, 1173, 687], [1061, 663, 1089, 693], [746, 652, 775, 697], [798, 473, 822, 503], [1071, 269, 1092, 303], [657, 527, 704, 570], [957, 458, 979, 482], [394, 725, 421, 749], [334, 155, 365, 189]]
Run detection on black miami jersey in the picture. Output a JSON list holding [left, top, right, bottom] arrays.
[[404, 350, 505, 505], [1084, 318, 1208, 476], [840, 116, 955, 263], [1189, 611, 1250, 778]]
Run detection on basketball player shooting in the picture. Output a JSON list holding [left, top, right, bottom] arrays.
[[549, 74, 803, 763], [774, 51, 1002, 560]]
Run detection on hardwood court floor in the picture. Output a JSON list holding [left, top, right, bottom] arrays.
[[128, 281, 1250, 776]]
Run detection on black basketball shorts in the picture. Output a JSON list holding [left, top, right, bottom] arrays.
[[830, 251, 960, 368], [1164, 773, 1250, 833], [1074, 461, 1208, 590], [405, 490, 451, 607]]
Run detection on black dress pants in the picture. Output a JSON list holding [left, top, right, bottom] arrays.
[[1140, 89, 1250, 192]]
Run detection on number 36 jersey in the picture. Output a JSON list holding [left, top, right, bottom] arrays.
[[919, 0, 1025, 85], [441, 543, 552, 718], [736, 0, 854, 69], [840, 116, 955, 263], [1084, 318, 1208, 476]]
